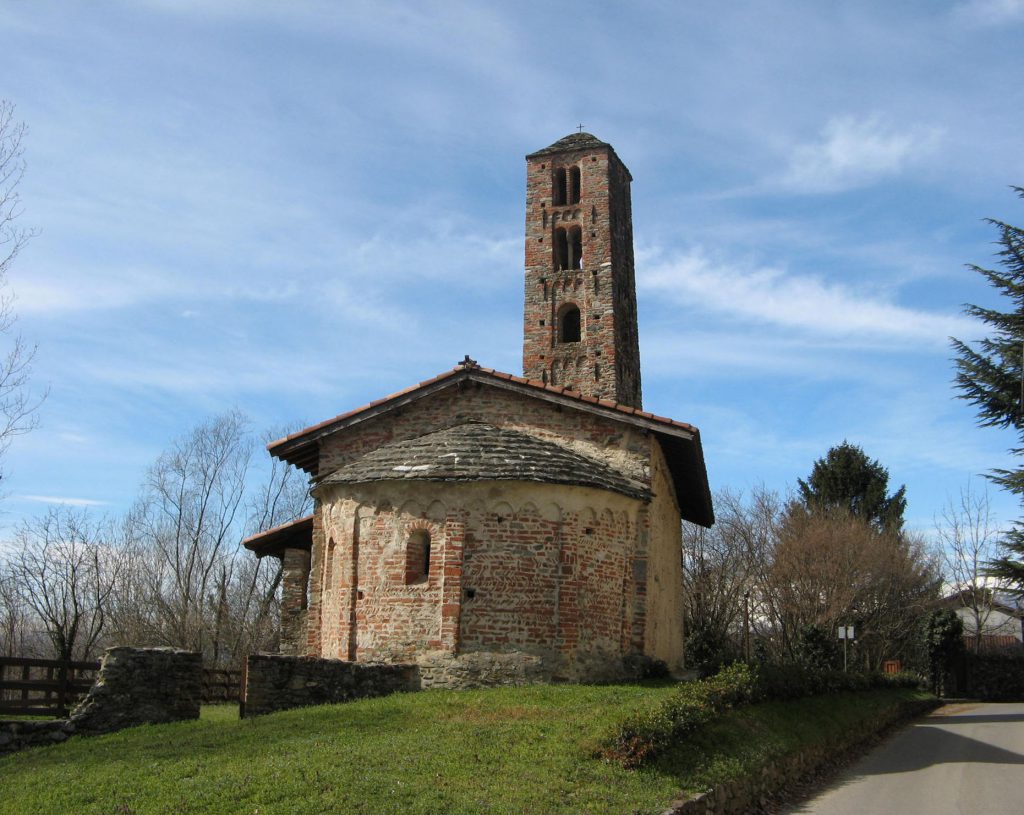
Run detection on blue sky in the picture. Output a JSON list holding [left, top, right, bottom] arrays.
[[1, 0, 1024, 538]]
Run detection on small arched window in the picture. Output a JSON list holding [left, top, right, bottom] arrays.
[[553, 167, 567, 206], [568, 166, 581, 204], [405, 529, 431, 584], [553, 226, 583, 271], [558, 304, 581, 343]]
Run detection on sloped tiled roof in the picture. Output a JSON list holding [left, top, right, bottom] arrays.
[[526, 132, 611, 157], [268, 362, 713, 527], [241, 514, 313, 557], [317, 421, 649, 500]]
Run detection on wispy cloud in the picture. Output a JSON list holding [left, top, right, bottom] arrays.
[[777, 115, 942, 194], [641, 248, 972, 347], [21, 495, 107, 507], [952, 0, 1024, 25]]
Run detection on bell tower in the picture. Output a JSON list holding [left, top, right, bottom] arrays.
[[522, 133, 642, 408]]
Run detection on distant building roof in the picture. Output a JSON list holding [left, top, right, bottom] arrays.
[[317, 421, 649, 500]]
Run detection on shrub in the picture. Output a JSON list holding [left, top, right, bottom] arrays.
[[599, 662, 755, 767], [600, 662, 924, 767]]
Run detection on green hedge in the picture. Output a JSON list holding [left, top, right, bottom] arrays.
[[599, 663, 920, 767], [966, 652, 1024, 700]]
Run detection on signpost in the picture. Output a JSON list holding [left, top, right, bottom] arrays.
[[838, 626, 855, 672]]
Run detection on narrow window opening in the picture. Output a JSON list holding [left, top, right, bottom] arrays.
[[324, 537, 336, 592], [553, 168, 567, 206], [554, 228, 569, 270], [558, 304, 582, 343], [568, 226, 582, 270], [406, 529, 431, 584], [568, 166, 581, 204]]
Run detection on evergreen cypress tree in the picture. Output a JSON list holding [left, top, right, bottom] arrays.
[[951, 187, 1024, 596]]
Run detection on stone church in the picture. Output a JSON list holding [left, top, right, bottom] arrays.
[[244, 133, 713, 686]]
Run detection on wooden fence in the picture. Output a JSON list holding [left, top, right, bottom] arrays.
[[1, 656, 244, 718], [0, 656, 100, 717], [202, 667, 242, 703]]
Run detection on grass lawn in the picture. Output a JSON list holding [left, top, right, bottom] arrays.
[[0, 684, 931, 815]]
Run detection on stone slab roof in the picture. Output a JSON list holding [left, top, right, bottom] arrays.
[[267, 361, 713, 527], [317, 421, 650, 500], [527, 132, 610, 157]]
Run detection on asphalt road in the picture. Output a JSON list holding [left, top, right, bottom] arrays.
[[783, 702, 1024, 815]]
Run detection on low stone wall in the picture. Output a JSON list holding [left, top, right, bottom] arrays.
[[70, 646, 202, 735], [0, 719, 74, 755], [417, 651, 548, 689], [660, 696, 939, 815], [242, 654, 418, 717]]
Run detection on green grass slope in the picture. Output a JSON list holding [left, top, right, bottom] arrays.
[[0, 684, 930, 815]]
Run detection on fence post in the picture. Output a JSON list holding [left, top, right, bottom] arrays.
[[57, 661, 70, 717]]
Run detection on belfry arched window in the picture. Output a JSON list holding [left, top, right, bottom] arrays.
[[554, 226, 583, 271], [558, 303, 581, 343], [552, 165, 581, 206]]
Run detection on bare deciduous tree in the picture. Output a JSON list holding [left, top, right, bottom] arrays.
[[226, 425, 313, 660], [0, 100, 43, 478], [0, 557, 32, 657], [682, 487, 780, 666], [935, 483, 1002, 652], [7, 507, 121, 661], [128, 410, 252, 663], [769, 505, 939, 668]]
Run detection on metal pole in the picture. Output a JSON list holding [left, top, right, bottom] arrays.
[[843, 629, 848, 672], [743, 590, 751, 662]]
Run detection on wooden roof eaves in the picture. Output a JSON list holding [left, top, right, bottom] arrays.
[[241, 514, 314, 558]]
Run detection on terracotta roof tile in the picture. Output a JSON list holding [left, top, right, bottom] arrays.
[[268, 363, 700, 453]]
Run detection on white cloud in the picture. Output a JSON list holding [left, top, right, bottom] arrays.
[[952, 0, 1024, 25], [778, 115, 943, 194], [20, 495, 107, 507], [641, 248, 973, 347]]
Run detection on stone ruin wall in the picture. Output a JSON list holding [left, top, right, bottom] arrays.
[[1, 646, 201, 755], [241, 653, 417, 717], [69, 646, 202, 735]]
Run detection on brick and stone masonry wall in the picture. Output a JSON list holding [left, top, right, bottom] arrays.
[[241, 653, 418, 717], [307, 478, 655, 683], [522, 141, 642, 407], [70, 646, 202, 735]]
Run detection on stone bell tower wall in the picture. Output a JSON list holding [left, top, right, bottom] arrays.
[[522, 135, 642, 408]]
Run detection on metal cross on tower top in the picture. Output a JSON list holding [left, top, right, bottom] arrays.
[[576, 123, 584, 133]]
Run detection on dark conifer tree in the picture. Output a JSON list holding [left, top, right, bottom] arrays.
[[797, 441, 907, 534], [951, 187, 1024, 595]]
